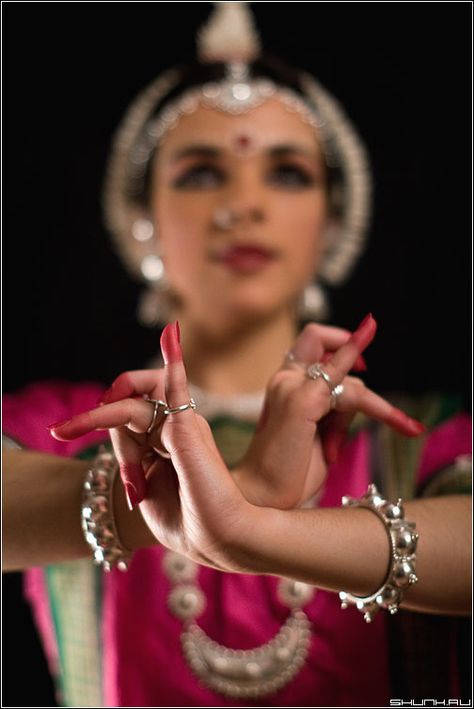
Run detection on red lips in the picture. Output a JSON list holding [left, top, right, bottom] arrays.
[[213, 244, 277, 274]]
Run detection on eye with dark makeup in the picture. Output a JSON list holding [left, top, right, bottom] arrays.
[[172, 160, 320, 191], [267, 162, 319, 189], [173, 164, 225, 189]]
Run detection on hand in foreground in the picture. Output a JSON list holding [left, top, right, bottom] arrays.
[[49, 316, 426, 512], [46, 324, 470, 614]]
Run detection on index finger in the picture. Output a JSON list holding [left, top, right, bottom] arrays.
[[100, 370, 166, 405], [288, 323, 368, 372], [318, 313, 377, 387]]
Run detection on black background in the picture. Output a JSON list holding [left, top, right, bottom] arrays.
[[2, 2, 472, 706]]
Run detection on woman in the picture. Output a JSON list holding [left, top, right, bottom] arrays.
[[3, 3, 471, 707]]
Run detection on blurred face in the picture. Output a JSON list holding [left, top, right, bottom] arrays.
[[150, 97, 328, 328]]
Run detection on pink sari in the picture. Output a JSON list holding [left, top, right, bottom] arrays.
[[3, 381, 471, 706]]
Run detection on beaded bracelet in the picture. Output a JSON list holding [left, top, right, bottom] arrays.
[[339, 484, 419, 622], [81, 445, 132, 572]]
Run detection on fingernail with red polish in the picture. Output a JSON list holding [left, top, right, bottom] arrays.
[[359, 313, 373, 329], [328, 444, 341, 465], [351, 313, 376, 349], [407, 419, 427, 436], [124, 481, 140, 511], [354, 355, 368, 372], [120, 463, 146, 509], [47, 418, 71, 430], [160, 321, 182, 364], [391, 409, 427, 436], [97, 388, 112, 405], [324, 432, 339, 465]]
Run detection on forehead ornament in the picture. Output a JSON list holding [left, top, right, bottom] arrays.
[[141, 67, 323, 154], [133, 5, 324, 166], [232, 132, 256, 156], [104, 1, 372, 318]]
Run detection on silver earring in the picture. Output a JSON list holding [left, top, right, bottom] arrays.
[[137, 284, 171, 327], [132, 218, 154, 242], [131, 219, 164, 283], [298, 282, 330, 322], [137, 247, 171, 326], [140, 254, 165, 282], [130, 219, 170, 327], [137, 249, 170, 327]]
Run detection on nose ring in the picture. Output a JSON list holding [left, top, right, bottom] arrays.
[[213, 208, 236, 230]]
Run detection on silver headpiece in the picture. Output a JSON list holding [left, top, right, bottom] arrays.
[[103, 2, 372, 323], [197, 1, 261, 64]]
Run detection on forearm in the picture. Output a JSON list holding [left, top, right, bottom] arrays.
[[2, 449, 90, 570], [2, 449, 154, 571], [237, 495, 471, 616]]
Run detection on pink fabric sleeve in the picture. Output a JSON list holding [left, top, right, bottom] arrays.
[[3, 379, 108, 683], [416, 412, 472, 491], [2, 379, 107, 456]]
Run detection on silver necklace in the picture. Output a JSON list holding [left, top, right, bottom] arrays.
[[188, 382, 265, 421], [163, 550, 315, 699], [147, 355, 265, 421], [148, 362, 316, 697]]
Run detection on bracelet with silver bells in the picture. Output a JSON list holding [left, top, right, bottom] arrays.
[[81, 453, 419, 621], [339, 483, 419, 622], [81, 397, 197, 571], [81, 445, 132, 572]]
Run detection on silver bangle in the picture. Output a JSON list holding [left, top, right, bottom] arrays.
[[81, 445, 132, 572], [339, 484, 419, 622]]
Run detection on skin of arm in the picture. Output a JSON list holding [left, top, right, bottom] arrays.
[[2, 449, 154, 572], [228, 494, 472, 617], [3, 452, 470, 618]]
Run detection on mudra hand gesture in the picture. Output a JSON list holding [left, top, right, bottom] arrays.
[[50, 314, 425, 568]]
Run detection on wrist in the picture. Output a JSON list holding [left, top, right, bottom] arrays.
[[232, 467, 268, 507], [224, 501, 281, 574], [232, 466, 316, 510]]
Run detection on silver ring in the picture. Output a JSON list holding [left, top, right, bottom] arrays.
[[306, 363, 335, 391], [146, 399, 167, 434], [163, 398, 197, 415], [307, 363, 344, 410], [284, 351, 306, 370], [330, 383, 345, 410]]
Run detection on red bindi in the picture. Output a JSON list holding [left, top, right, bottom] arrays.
[[234, 133, 254, 153]]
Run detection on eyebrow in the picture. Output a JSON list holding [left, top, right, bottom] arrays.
[[169, 142, 320, 162], [269, 144, 319, 160], [170, 145, 221, 162]]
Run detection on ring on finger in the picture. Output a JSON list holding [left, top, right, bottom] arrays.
[[145, 398, 167, 434], [307, 362, 344, 410], [307, 362, 335, 391], [284, 350, 306, 370], [330, 383, 345, 409], [163, 398, 197, 415]]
